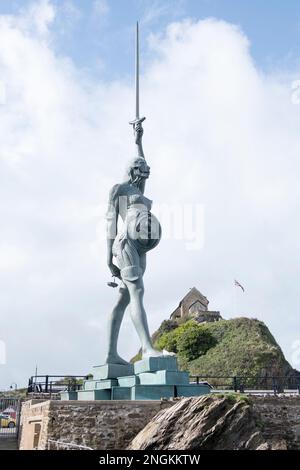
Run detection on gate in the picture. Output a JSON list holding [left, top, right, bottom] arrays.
[[0, 397, 21, 440]]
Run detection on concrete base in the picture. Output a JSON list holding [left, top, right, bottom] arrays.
[[111, 387, 131, 400], [139, 370, 189, 385], [84, 379, 118, 390], [118, 375, 140, 387], [93, 363, 134, 380], [61, 391, 78, 400], [60, 356, 210, 401], [176, 384, 211, 397], [134, 356, 178, 374], [77, 389, 111, 400], [131, 385, 175, 400]]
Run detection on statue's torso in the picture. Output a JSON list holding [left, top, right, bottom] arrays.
[[112, 183, 152, 222], [110, 182, 161, 255]]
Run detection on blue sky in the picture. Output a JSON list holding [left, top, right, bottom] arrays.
[[1, 0, 300, 80]]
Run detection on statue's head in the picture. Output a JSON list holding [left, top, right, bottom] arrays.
[[126, 157, 150, 185]]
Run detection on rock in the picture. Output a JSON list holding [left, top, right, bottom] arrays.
[[128, 395, 271, 450]]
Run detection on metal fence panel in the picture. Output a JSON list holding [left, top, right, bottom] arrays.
[[0, 397, 20, 439]]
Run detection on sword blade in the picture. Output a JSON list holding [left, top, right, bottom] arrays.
[[135, 21, 139, 120]]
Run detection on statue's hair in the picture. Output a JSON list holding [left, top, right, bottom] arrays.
[[124, 157, 147, 183]]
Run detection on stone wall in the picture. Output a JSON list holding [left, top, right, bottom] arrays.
[[252, 396, 300, 450], [19, 399, 173, 450], [19, 395, 300, 450]]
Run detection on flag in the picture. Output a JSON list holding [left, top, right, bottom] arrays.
[[234, 279, 245, 292]]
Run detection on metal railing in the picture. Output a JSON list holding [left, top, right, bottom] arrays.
[[47, 439, 93, 450], [190, 375, 300, 394], [27, 375, 88, 396], [0, 397, 21, 439]]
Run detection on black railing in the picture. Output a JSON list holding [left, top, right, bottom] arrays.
[[190, 375, 300, 394], [27, 375, 88, 395]]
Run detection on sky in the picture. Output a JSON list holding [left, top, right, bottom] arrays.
[[1, 0, 300, 390]]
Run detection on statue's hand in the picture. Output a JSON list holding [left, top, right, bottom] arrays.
[[134, 121, 144, 144], [108, 262, 121, 280]]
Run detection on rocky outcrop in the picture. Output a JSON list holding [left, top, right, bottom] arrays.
[[128, 395, 270, 450]]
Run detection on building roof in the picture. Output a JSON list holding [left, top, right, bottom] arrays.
[[170, 287, 209, 317]]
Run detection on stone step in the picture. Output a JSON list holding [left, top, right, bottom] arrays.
[[139, 370, 189, 386], [118, 375, 140, 387], [60, 391, 78, 400], [61, 383, 211, 401], [77, 389, 111, 401], [84, 379, 118, 390], [134, 356, 178, 374], [93, 363, 134, 380], [111, 387, 131, 400], [131, 385, 175, 400]]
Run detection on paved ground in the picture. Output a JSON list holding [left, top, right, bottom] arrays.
[[0, 439, 18, 450]]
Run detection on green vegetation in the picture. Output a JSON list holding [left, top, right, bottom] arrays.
[[156, 320, 217, 361], [0, 388, 27, 399], [134, 316, 295, 387], [211, 393, 251, 404]]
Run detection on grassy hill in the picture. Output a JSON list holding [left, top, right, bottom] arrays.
[[132, 317, 297, 388]]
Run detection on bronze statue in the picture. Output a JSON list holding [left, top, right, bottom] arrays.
[[105, 23, 172, 365]]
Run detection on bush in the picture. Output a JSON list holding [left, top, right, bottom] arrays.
[[156, 329, 178, 353], [156, 320, 216, 360], [177, 327, 216, 361]]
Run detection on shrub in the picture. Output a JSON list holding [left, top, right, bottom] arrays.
[[177, 325, 216, 361], [156, 320, 216, 360]]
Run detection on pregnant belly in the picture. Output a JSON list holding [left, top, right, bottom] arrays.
[[127, 211, 162, 251]]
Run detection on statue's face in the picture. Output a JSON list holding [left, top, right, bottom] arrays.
[[132, 158, 150, 180]]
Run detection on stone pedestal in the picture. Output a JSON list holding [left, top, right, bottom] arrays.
[[61, 356, 211, 401]]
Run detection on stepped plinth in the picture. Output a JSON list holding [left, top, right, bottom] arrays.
[[61, 356, 210, 401]]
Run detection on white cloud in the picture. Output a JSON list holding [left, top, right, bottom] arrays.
[[0, 4, 299, 388], [19, 0, 55, 37]]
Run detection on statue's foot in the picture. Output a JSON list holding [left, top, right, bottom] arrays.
[[142, 347, 176, 359], [105, 354, 129, 366]]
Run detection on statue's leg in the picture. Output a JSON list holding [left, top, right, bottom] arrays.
[[105, 285, 130, 365], [123, 254, 164, 358]]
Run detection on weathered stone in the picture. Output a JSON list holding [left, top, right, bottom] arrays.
[[20, 396, 300, 450], [128, 395, 300, 450], [19, 399, 172, 450]]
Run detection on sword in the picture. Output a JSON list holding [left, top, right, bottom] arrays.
[[129, 22, 146, 158]]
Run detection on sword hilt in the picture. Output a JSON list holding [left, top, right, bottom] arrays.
[[129, 116, 146, 126]]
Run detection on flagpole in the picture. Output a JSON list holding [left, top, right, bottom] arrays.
[[234, 284, 237, 316]]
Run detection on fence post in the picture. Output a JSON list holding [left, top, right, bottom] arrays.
[[272, 377, 277, 395], [45, 375, 49, 393], [233, 376, 238, 392], [27, 377, 32, 393]]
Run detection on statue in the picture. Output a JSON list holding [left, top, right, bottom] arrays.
[[105, 23, 172, 366]]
